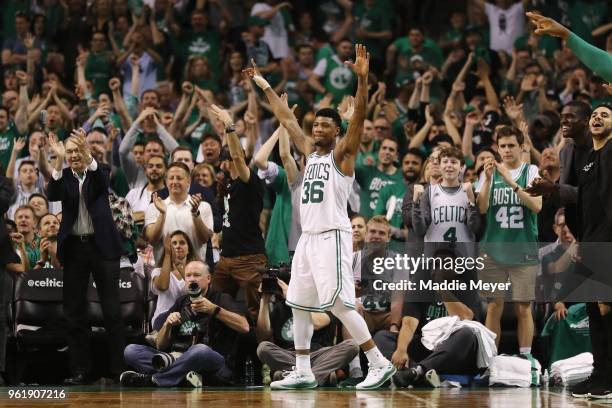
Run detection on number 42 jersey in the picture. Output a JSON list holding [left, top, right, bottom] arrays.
[[300, 151, 354, 234], [479, 162, 539, 265]]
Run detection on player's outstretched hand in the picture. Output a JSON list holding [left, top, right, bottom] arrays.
[[345, 44, 369, 78], [526, 12, 570, 41]]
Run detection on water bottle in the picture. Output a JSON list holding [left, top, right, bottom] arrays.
[[245, 356, 255, 386], [542, 369, 549, 387]]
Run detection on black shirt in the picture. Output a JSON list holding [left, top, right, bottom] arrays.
[[167, 288, 246, 358], [221, 171, 265, 257], [270, 301, 336, 351], [578, 138, 612, 242]]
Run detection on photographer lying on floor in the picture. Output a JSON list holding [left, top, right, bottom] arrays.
[[121, 261, 250, 387], [255, 271, 359, 386]]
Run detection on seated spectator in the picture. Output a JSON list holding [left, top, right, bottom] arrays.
[[144, 162, 213, 262], [120, 261, 249, 387], [151, 230, 201, 331], [34, 213, 60, 269], [256, 277, 359, 386], [11, 205, 39, 269]]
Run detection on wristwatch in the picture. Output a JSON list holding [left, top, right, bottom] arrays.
[[225, 124, 236, 133], [390, 323, 400, 330], [212, 306, 221, 317], [192, 210, 200, 218]]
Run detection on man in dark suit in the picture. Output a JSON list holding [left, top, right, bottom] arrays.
[[0, 175, 18, 385], [47, 129, 125, 385], [526, 101, 592, 233]]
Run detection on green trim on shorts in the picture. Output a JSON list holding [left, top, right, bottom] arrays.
[[319, 230, 342, 309], [285, 300, 325, 312], [343, 301, 356, 309]]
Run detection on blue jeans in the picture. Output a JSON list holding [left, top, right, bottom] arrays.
[[124, 343, 232, 386]]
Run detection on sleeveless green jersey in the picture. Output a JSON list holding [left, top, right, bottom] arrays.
[[481, 163, 539, 265], [320, 55, 356, 105]]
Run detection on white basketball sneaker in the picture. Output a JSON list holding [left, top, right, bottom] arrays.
[[356, 361, 397, 390], [270, 367, 317, 390]]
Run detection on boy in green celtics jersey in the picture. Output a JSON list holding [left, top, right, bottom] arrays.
[[476, 126, 542, 355], [355, 137, 403, 218]]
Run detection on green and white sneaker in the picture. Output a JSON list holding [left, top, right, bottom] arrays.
[[270, 367, 317, 390], [355, 362, 397, 390]]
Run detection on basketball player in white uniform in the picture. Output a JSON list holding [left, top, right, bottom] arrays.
[[246, 44, 396, 390]]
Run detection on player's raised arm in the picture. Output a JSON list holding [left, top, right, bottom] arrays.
[[244, 62, 313, 156], [334, 44, 369, 177]]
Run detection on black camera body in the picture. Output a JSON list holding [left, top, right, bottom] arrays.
[[257, 263, 291, 295]]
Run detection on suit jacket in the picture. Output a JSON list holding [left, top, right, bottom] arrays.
[[47, 163, 124, 263]]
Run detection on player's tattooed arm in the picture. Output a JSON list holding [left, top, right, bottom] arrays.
[[335, 43, 370, 177]]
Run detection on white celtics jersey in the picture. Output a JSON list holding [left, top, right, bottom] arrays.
[[300, 151, 354, 233], [424, 184, 475, 243]]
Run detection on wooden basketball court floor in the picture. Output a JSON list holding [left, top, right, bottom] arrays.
[[0, 387, 609, 408]]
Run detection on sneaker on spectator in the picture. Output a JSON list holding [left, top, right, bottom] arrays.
[[424, 369, 440, 388], [186, 371, 203, 387], [570, 375, 602, 398], [120, 371, 154, 387], [355, 362, 396, 390], [588, 382, 612, 399], [270, 367, 317, 390]]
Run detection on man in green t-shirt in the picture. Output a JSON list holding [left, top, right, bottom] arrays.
[[385, 26, 443, 83], [356, 137, 403, 219], [374, 148, 424, 237], [85, 31, 114, 97], [0, 96, 26, 173], [173, 9, 222, 80], [476, 126, 542, 356], [353, 0, 392, 76], [309, 39, 356, 106]]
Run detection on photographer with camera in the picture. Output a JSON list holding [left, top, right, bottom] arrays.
[[121, 261, 250, 387], [255, 268, 359, 386]]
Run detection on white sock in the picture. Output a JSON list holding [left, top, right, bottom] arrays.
[[520, 347, 531, 355], [296, 354, 311, 373], [348, 356, 362, 377], [364, 347, 387, 367]]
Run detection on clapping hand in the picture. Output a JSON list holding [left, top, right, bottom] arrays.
[[209, 104, 233, 128], [189, 193, 202, 215], [48, 132, 65, 161], [152, 192, 166, 214]]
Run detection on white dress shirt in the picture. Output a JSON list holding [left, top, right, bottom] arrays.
[[52, 159, 97, 235]]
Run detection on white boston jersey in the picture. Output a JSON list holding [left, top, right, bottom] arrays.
[[424, 184, 475, 243], [300, 151, 353, 233]]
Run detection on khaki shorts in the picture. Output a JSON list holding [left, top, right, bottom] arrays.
[[478, 255, 537, 301]]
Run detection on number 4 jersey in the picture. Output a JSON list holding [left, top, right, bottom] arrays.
[[479, 162, 539, 265], [300, 151, 354, 234]]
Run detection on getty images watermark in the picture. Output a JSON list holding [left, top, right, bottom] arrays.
[[369, 254, 510, 292]]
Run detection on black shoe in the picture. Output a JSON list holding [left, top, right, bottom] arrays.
[[570, 375, 602, 398], [588, 383, 612, 399], [119, 371, 154, 387], [64, 373, 90, 386], [392, 368, 420, 388]]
